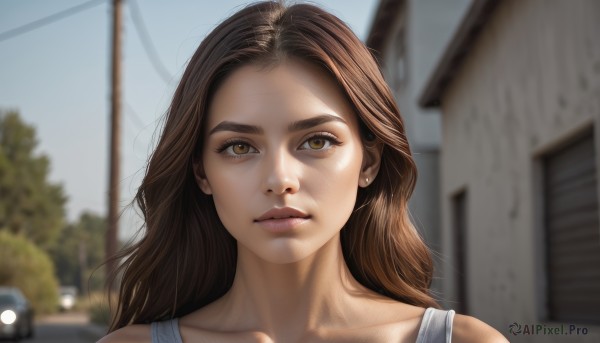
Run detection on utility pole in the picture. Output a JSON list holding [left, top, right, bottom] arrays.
[[106, 0, 122, 286], [78, 238, 87, 296]]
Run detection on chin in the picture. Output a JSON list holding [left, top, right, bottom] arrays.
[[251, 233, 342, 265], [257, 247, 315, 264]]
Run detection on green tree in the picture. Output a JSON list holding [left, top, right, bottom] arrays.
[[49, 212, 106, 294], [0, 110, 67, 249], [0, 231, 60, 314]]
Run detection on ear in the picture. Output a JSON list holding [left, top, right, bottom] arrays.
[[359, 140, 383, 188], [192, 157, 213, 195]]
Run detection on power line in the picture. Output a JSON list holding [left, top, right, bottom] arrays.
[[0, 0, 107, 43], [125, 101, 147, 132], [124, 102, 152, 162], [127, 0, 173, 84]]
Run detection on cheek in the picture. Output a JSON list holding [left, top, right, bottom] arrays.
[[210, 181, 253, 240], [208, 168, 253, 212], [202, 158, 254, 225], [306, 145, 362, 218]]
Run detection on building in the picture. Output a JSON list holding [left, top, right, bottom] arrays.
[[366, 0, 472, 300], [417, 0, 600, 341]]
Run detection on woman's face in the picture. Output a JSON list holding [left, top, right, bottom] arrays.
[[198, 59, 370, 264]]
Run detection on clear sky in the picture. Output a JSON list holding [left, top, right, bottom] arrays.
[[0, 0, 379, 240]]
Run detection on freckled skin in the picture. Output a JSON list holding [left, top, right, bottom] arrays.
[[200, 59, 364, 264]]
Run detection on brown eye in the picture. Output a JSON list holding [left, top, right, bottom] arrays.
[[232, 144, 250, 154], [300, 134, 339, 151], [217, 141, 258, 158], [308, 138, 326, 150]]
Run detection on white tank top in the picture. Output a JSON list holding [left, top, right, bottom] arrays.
[[151, 307, 455, 343]]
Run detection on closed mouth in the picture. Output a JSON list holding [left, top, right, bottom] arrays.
[[255, 207, 310, 222]]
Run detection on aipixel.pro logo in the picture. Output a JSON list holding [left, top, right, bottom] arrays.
[[509, 322, 589, 336]]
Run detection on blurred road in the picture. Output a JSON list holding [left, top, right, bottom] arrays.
[[9, 312, 107, 343]]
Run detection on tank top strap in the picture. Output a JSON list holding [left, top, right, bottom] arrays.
[[149, 309, 454, 343], [151, 318, 183, 343], [415, 307, 456, 343]]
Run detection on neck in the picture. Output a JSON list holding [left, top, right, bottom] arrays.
[[217, 234, 376, 339]]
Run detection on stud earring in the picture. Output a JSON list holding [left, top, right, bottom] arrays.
[[365, 177, 369, 185]]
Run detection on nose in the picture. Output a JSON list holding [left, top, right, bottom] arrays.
[[263, 148, 300, 195]]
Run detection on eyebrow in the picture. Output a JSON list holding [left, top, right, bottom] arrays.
[[208, 114, 347, 135]]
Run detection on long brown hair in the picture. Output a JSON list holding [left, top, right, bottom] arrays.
[[107, 1, 438, 332]]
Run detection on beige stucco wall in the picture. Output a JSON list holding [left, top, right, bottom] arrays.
[[439, 0, 600, 341], [374, 0, 473, 300]]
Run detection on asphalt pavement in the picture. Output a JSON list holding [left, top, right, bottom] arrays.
[[3, 312, 108, 343]]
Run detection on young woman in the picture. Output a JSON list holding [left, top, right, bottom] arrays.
[[100, 2, 507, 342]]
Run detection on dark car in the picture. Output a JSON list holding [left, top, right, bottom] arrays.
[[0, 287, 34, 341]]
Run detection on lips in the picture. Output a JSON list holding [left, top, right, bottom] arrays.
[[255, 207, 310, 222], [254, 207, 310, 234]]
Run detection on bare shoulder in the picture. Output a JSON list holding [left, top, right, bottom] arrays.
[[452, 314, 509, 343], [96, 324, 151, 343]]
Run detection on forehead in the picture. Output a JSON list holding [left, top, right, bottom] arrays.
[[206, 59, 359, 131]]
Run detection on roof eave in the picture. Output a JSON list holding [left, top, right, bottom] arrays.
[[419, 0, 501, 108], [365, 0, 406, 60]]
